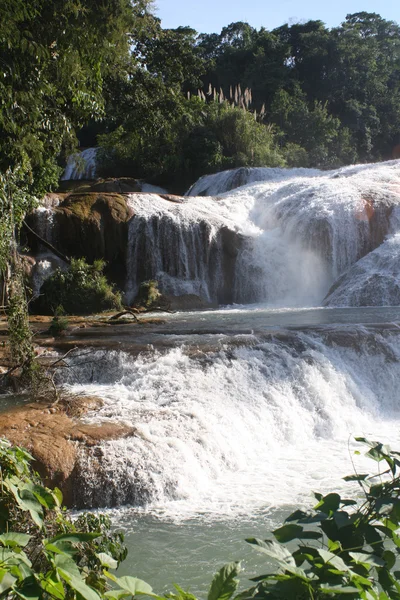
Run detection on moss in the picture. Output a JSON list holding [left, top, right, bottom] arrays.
[[60, 192, 130, 223]]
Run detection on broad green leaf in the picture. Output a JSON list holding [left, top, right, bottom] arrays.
[[14, 575, 41, 600], [59, 571, 101, 600], [343, 474, 369, 482], [349, 553, 385, 568], [96, 552, 118, 569], [0, 570, 17, 594], [52, 488, 63, 507], [40, 576, 65, 600], [285, 510, 308, 522], [0, 533, 31, 548], [383, 550, 396, 569], [54, 555, 82, 580], [246, 538, 295, 566], [31, 485, 58, 510], [273, 524, 303, 543], [317, 550, 349, 572], [320, 584, 360, 594], [314, 493, 341, 513], [116, 576, 154, 596], [44, 542, 77, 557], [207, 562, 240, 600]]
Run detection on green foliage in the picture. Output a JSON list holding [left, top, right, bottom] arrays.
[[98, 97, 285, 191], [0, 438, 129, 600], [239, 438, 400, 599], [135, 280, 161, 308], [48, 307, 69, 338], [0, 0, 139, 184], [33, 259, 122, 315]]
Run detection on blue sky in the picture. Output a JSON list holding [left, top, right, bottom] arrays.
[[155, 0, 400, 33]]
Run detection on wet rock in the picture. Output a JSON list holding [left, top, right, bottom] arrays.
[[0, 396, 135, 507]]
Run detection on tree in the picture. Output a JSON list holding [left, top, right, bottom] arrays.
[[0, 0, 146, 377]]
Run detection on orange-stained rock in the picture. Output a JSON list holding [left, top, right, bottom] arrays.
[[0, 396, 135, 506]]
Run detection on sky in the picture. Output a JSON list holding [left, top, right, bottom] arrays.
[[155, 0, 400, 34]]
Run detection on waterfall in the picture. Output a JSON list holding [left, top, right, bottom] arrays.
[[61, 147, 98, 180], [124, 194, 240, 304], [324, 232, 400, 306], [124, 160, 400, 306], [59, 325, 400, 515], [185, 166, 321, 196]]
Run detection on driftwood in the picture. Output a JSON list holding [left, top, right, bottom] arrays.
[[23, 220, 71, 265], [109, 309, 139, 322]]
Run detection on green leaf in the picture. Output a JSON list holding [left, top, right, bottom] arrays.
[[383, 551, 396, 570], [116, 576, 154, 596], [207, 562, 241, 600], [40, 576, 65, 600], [273, 524, 303, 543], [285, 510, 308, 522], [59, 571, 101, 600], [52, 488, 63, 507], [50, 532, 101, 545], [0, 570, 17, 594], [14, 575, 41, 600], [320, 584, 360, 594], [96, 552, 118, 569], [54, 555, 82, 580], [343, 474, 369, 482], [44, 542, 77, 557], [314, 493, 341, 513], [349, 553, 385, 568], [0, 533, 31, 548], [246, 538, 295, 566], [317, 550, 349, 572]]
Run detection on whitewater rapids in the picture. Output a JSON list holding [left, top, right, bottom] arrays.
[[124, 159, 400, 306], [59, 315, 400, 519]]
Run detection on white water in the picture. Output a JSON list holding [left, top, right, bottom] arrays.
[[62, 147, 98, 180], [62, 321, 400, 520], [125, 160, 400, 306], [325, 232, 400, 306], [186, 166, 321, 196], [47, 160, 400, 592], [30, 254, 66, 298]]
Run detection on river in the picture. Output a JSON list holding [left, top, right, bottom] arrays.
[[55, 304, 400, 594]]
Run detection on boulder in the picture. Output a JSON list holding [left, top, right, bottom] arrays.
[[27, 192, 133, 288], [0, 396, 135, 507]]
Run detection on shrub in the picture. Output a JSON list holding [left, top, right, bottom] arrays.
[[32, 258, 122, 315], [48, 306, 69, 337], [0, 438, 129, 600], [134, 280, 161, 308]]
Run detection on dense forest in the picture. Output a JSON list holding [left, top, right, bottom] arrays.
[[1, 2, 400, 196]]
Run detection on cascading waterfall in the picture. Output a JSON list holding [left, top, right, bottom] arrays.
[[59, 325, 400, 515], [61, 147, 98, 180], [124, 194, 240, 304], [123, 160, 400, 306], [37, 159, 400, 589], [31, 159, 400, 306], [185, 165, 321, 196], [324, 232, 400, 306]]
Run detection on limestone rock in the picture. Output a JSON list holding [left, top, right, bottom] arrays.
[[0, 396, 135, 507]]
